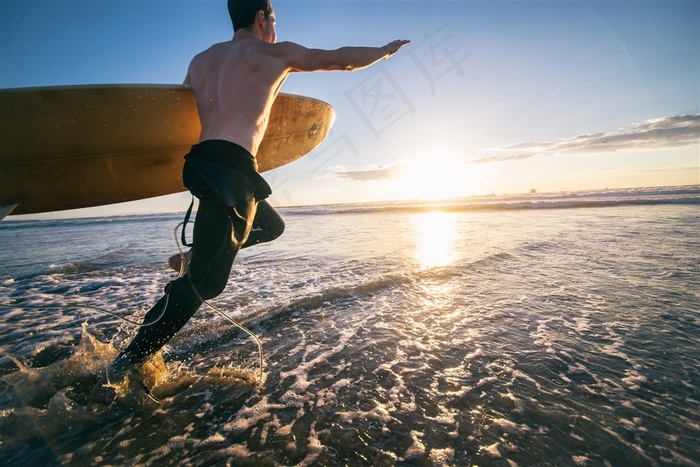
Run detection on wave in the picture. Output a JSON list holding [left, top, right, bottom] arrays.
[[5, 245, 148, 282], [239, 273, 413, 331], [209, 249, 515, 338], [0, 212, 183, 231], [281, 185, 700, 217], [1, 187, 696, 228], [54, 244, 146, 274]]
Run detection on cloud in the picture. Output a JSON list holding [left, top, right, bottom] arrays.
[[334, 164, 405, 182], [469, 153, 537, 164], [331, 115, 699, 180], [486, 114, 699, 161]]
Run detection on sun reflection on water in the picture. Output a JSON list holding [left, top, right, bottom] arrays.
[[412, 211, 459, 270]]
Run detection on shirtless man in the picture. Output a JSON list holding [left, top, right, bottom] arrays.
[[92, 0, 408, 402]]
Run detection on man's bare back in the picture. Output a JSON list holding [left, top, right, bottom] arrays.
[[184, 5, 409, 157], [185, 37, 288, 155]]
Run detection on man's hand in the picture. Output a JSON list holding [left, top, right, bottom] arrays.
[[384, 39, 411, 56]]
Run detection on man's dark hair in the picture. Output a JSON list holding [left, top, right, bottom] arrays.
[[228, 0, 273, 32]]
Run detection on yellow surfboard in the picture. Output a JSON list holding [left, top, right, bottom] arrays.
[[0, 85, 334, 217]]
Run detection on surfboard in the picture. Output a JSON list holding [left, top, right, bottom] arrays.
[[0, 85, 334, 218]]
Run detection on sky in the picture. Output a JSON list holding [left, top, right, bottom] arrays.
[[1, 0, 699, 218]]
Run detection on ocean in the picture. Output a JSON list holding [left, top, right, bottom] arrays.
[[0, 185, 698, 466]]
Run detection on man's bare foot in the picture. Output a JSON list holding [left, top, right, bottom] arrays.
[[168, 250, 192, 272]]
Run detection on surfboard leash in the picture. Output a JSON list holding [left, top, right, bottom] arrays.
[[174, 221, 265, 384]]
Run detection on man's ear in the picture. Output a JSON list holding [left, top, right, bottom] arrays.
[[257, 10, 267, 27]]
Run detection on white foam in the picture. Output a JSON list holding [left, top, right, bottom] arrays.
[[296, 421, 326, 467], [210, 444, 252, 463], [481, 442, 502, 458], [196, 432, 225, 447], [622, 369, 647, 390], [223, 394, 282, 435], [491, 417, 531, 435], [258, 419, 279, 446], [167, 434, 188, 450], [402, 430, 426, 460], [429, 447, 455, 464]]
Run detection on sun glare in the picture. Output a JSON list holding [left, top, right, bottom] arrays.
[[392, 153, 484, 201], [412, 211, 459, 269]]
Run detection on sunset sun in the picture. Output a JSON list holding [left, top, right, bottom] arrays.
[[392, 154, 484, 201]]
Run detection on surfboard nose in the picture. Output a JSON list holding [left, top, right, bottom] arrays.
[[0, 204, 17, 221]]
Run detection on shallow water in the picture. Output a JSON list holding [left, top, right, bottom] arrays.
[[0, 186, 698, 465]]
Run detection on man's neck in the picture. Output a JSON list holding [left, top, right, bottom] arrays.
[[233, 28, 261, 42]]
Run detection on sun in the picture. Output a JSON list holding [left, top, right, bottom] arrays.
[[391, 152, 484, 201]]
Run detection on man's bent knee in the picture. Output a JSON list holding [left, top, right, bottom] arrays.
[[272, 217, 285, 239], [186, 271, 229, 301]]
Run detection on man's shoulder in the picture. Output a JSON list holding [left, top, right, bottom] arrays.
[[271, 41, 306, 52], [189, 40, 243, 70], [198, 39, 304, 55], [188, 39, 308, 75], [197, 40, 235, 57], [241, 39, 303, 55], [190, 42, 222, 64]]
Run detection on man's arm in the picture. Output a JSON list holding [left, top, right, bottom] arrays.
[[278, 40, 410, 73]]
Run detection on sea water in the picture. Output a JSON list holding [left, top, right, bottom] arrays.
[[0, 186, 698, 466]]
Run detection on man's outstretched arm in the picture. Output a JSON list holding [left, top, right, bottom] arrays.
[[279, 39, 410, 73]]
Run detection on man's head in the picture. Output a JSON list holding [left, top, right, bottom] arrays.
[[228, 0, 273, 32]]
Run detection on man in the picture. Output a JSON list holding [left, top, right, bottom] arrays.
[[92, 0, 409, 402]]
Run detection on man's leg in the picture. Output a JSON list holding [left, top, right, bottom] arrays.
[[168, 200, 283, 271], [242, 200, 285, 248], [111, 195, 257, 377]]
